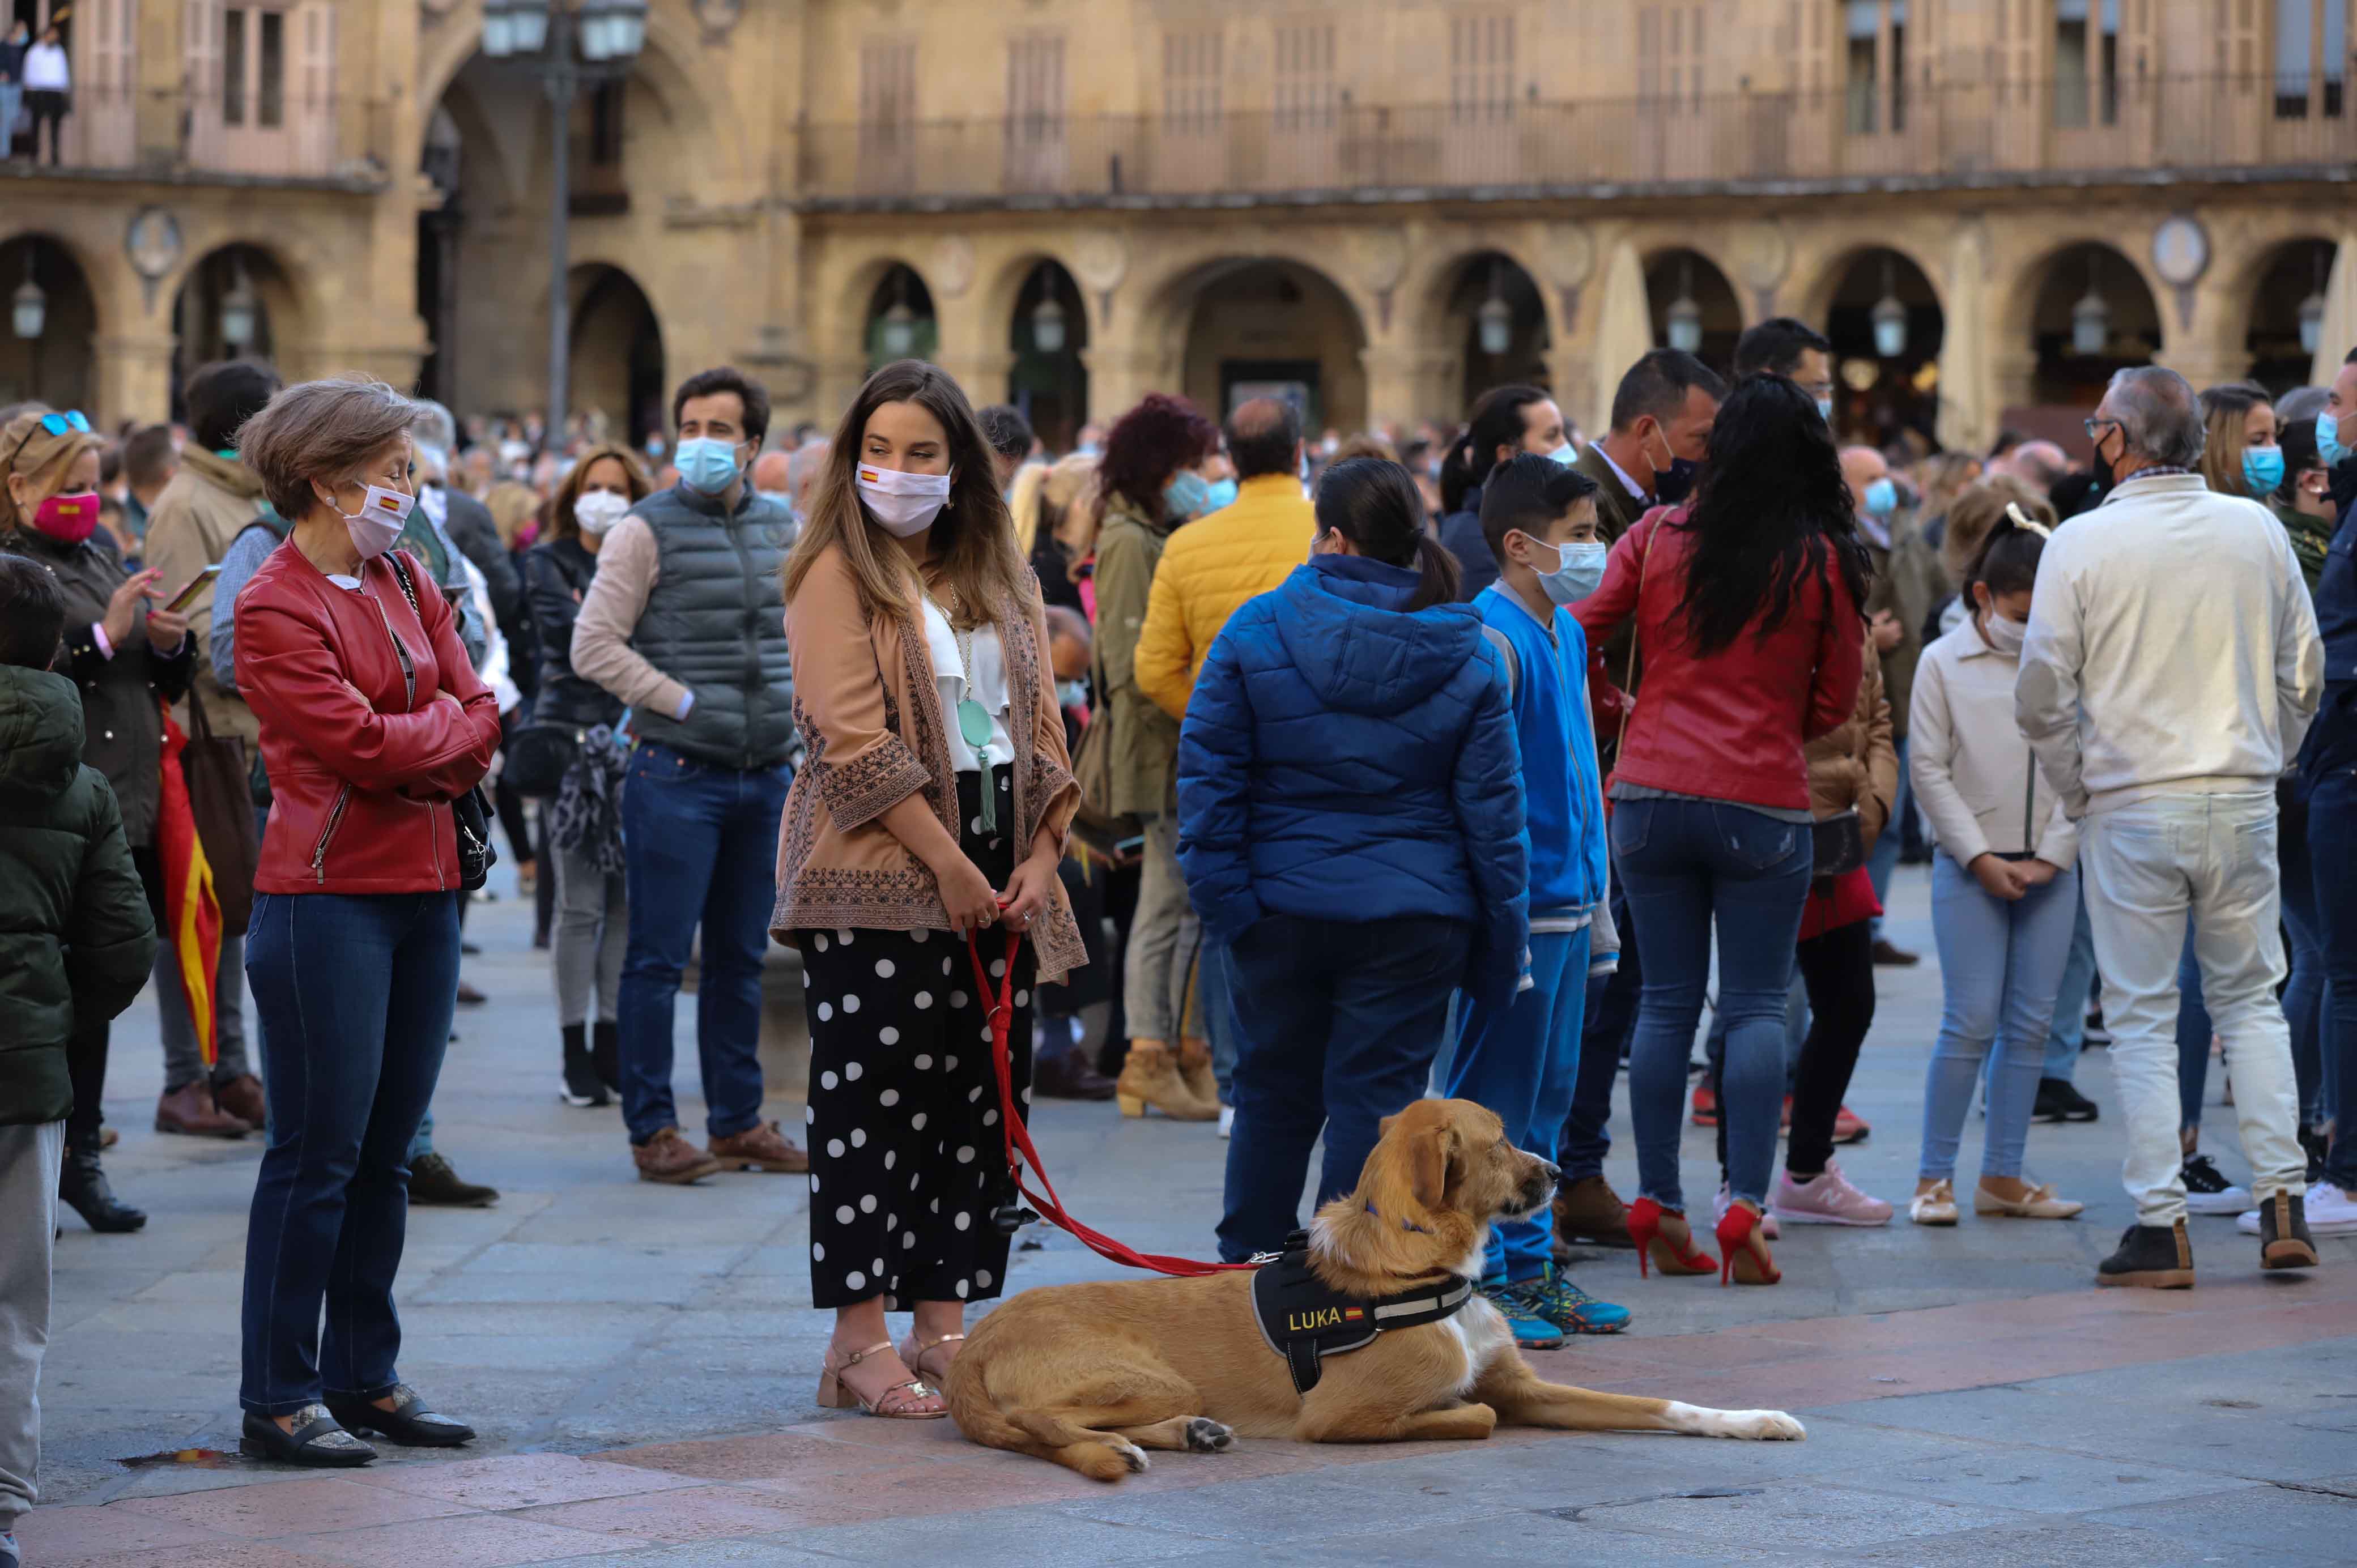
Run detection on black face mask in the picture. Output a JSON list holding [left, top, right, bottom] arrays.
[[1644, 427, 1700, 506], [2091, 424, 2120, 493]]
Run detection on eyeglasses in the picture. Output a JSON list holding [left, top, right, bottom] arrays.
[[2083, 417, 2119, 443], [3, 409, 92, 473]]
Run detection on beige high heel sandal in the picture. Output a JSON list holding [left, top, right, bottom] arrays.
[[900, 1330, 965, 1385], [816, 1342, 946, 1419]]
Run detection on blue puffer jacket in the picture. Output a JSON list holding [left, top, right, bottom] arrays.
[[1177, 555, 1530, 1008]]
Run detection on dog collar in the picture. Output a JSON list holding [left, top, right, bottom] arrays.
[[1250, 1230, 1475, 1396]]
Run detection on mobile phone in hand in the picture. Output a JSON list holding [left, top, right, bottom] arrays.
[[165, 564, 223, 612]]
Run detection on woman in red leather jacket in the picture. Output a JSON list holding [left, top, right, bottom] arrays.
[[1575, 373, 1867, 1290], [229, 378, 503, 1467]]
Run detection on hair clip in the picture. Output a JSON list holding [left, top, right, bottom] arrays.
[[2004, 502, 2052, 539]]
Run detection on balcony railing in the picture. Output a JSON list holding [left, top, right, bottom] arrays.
[[9, 81, 390, 185], [797, 74, 2357, 206]]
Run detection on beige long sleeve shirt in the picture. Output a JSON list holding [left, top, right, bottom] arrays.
[[568, 516, 694, 722]]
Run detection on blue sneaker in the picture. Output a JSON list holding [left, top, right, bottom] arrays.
[[1523, 1266, 1632, 1335], [1, 1527, 18, 1568], [1478, 1278, 1564, 1349]]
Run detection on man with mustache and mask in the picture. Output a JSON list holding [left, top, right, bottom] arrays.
[[572, 368, 806, 1187]]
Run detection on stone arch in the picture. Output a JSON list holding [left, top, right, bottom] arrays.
[[0, 232, 105, 413], [1814, 245, 1947, 445], [989, 254, 1091, 451], [566, 262, 666, 448], [1640, 247, 1745, 374], [2229, 234, 2338, 392], [1418, 248, 1557, 415], [2006, 239, 2165, 410], [1794, 240, 1948, 333], [1134, 253, 1373, 432], [167, 240, 318, 412]]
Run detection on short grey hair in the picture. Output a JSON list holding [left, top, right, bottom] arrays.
[[2104, 367, 2205, 469], [410, 398, 458, 453]]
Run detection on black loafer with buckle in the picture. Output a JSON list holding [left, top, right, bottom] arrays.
[[240, 1406, 377, 1467], [326, 1384, 476, 1447]]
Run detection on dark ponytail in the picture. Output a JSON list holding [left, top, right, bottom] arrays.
[[1963, 500, 2049, 612], [1314, 457, 1462, 611]]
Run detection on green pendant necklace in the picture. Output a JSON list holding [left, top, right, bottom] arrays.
[[937, 593, 999, 833]]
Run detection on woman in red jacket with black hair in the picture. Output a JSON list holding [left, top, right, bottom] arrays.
[[230, 377, 503, 1466], [1576, 373, 1867, 1289]]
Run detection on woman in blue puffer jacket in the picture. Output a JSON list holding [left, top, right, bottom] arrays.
[[1179, 457, 1529, 1261]]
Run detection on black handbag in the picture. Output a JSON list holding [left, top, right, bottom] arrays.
[[1810, 808, 1866, 881], [503, 717, 581, 799], [385, 553, 499, 892]]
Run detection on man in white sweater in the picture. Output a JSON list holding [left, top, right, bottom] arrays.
[[2016, 365, 2324, 1289]]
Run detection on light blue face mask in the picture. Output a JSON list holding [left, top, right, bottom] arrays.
[[1164, 471, 1214, 521], [1546, 441, 1577, 467], [674, 436, 743, 496], [1817, 397, 1836, 424], [2243, 445, 2286, 497], [1203, 476, 1240, 512], [1863, 476, 1899, 518], [2319, 412, 2350, 469], [1527, 535, 1609, 606]]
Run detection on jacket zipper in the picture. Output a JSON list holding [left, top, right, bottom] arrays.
[[2023, 742, 2036, 857], [731, 513, 761, 772], [370, 586, 447, 891], [312, 785, 352, 884]]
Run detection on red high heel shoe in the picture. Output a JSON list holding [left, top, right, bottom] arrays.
[[1715, 1197, 1781, 1286], [1627, 1197, 1718, 1279]]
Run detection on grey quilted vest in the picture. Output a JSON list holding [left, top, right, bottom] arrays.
[[625, 484, 797, 770]]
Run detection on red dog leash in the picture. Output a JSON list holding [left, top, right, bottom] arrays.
[[966, 930, 1254, 1279]]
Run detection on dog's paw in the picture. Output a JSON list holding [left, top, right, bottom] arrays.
[[1109, 1437, 1150, 1473], [1666, 1402, 1806, 1441], [1185, 1418, 1235, 1453]]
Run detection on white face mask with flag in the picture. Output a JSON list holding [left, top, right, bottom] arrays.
[[329, 482, 415, 560], [856, 463, 953, 536]]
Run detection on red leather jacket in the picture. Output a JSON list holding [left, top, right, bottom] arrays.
[[234, 545, 501, 894], [1576, 506, 1864, 813]]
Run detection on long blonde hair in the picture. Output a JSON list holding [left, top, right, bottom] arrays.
[[783, 360, 1029, 628], [2196, 381, 2272, 501]]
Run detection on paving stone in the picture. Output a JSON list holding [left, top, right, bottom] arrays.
[[2084, 1482, 2357, 1550], [1558, 1478, 2032, 1550]]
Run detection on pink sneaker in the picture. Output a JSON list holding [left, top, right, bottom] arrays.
[[1714, 1183, 1781, 1240], [1770, 1161, 1893, 1227]]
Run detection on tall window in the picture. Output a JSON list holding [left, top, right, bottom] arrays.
[[2053, 0, 2119, 127], [860, 40, 917, 150], [222, 5, 287, 129], [1005, 34, 1066, 188], [2276, 0, 2349, 118], [1162, 27, 1222, 132], [1844, 1, 1907, 134], [1450, 12, 1514, 123], [1636, 5, 1705, 112], [1273, 22, 1337, 133]]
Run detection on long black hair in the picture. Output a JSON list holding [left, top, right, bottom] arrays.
[[1314, 457, 1461, 612], [1675, 374, 1870, 657]]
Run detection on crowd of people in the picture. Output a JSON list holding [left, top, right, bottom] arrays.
[[0, 316, 2348, 1532]]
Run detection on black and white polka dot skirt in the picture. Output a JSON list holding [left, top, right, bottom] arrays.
[[802, 766, 1035, 1310]]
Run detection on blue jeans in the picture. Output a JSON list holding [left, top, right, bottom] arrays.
[[1867, 734, 1908, 938], [2309, 764, 2357, 1189], [1920, 854, 2081, 1182], [2040, 889, 2099, 1083], [1613, 797, 1813, 1211], [1556, 880, 1637, 1182], [240, 889, 458, 1415], [1447, 925, 1590, 1282], [1198, 932, 1241, 1105], [616, 744, 792, 1145], [1218, 913, 1470, 1262]]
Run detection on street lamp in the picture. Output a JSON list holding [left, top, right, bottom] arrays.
[[2070, 253, 2110, 358], [1666, 259, 1703, 355], [2299, 249, 2328, 357], [481, 0, 648, 453], [1870, 257, 1908, 359], [220, 257, 259, 352], [1477, 261, 1512, 357], [1028, 265, 1066, 354], [11, 255, 42, 342], [878, 268, 919, 359]]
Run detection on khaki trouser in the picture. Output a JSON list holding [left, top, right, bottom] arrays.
[[0, 1120, 64, 1525]]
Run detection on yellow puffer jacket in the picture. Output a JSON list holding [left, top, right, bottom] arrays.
[[1134, 474, 1317, 718]]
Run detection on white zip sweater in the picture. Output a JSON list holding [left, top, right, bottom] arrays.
[[2015, 472, 2322, 818], [1909, 620, 2075, 868]]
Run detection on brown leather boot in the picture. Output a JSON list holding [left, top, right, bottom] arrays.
[[156, 1080, 250, 1139], [1114, 1041, 1215, 1120], [213, 1072, 267, 1128], [709, 1120, 810, 1173], [1176, 1037, 1221, 1114], [1032, 1049, 1117, 1101], [634, 1127, 724, 1184], [1552, 1173, 1635, 1253]]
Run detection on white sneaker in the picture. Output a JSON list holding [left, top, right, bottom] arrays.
[[2180, 1154, 2252, 1216], [2239, 1182, 2357, 1236], [1218, 1105, 1234, 1139]]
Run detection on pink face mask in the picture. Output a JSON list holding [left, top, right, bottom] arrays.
[[31, 491, 100, 545]]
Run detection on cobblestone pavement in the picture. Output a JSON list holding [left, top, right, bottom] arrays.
[[22, 864, 2357, 1566]]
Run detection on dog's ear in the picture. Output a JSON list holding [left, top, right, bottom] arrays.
[[1406, 1118, 1455, 1212]]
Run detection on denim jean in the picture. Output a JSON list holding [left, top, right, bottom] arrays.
[[2039, 889, 2099, 1084], [616, 744, 792, 1145], [2309, 763, 2357, 1190], [1613, 796, 1813, 1211], [1867, 734, 1908, 938], [1218, 913, 1470, 1262], [1554, 876, 1637, 1182], [2079, 791, 2307, 1225], [1198, 931, 1241, 1105], [1446, 926, 1590, 1282], [1920, 853, 2082, 1182], [240, 889, 458, 1414]]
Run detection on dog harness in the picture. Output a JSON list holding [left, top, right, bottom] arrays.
[[1249, 1230, 1476, 1395]]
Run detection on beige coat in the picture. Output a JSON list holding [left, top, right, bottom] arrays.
[[141, 448, 271, 743], [772, 546, 1086, 983], [1804, 628, 1899, 847]]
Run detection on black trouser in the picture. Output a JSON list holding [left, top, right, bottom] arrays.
[[1711, 917, 1877, 1180], [66, 845, 168, 1150]]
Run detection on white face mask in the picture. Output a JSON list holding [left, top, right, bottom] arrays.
[[330, 483, 414, 560], [573, 489, 631, 536], [856, 463, 953, 537], [1981, 611, 2026, 657]]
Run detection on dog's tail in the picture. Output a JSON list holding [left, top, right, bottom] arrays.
[[943, 1363, 1146, 1484]]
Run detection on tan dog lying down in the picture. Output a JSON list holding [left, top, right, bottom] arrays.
[[944, 1098, 1804, 1481]]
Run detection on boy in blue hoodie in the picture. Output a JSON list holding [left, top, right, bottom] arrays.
[[1448, 453, 1627, 1343]]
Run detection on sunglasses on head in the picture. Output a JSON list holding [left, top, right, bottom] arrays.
[[4, 410, 93, 474]]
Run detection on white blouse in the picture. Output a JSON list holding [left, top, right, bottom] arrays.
[[919, 596, 1015, 772]]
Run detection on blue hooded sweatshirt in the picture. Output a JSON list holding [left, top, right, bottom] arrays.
[[1176, 554, 1530, 1008]]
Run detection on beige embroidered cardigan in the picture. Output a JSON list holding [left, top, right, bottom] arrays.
[[771, 545, 1086, 983]]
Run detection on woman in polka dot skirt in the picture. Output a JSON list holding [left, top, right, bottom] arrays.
[[775, 361, 1086, 1420]]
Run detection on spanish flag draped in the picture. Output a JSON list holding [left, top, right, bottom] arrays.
[[156, 704, 223, 1068]]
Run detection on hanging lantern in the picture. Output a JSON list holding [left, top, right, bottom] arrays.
[[2299, 250, 2329, 357], [1031, 282, 1066, 355], [1870, 257, 1908, 359], [1666, 258, 1703, 354], [879, 268, 919, 359], [2070, 254, 2109, 358], [11, 262, 42, 342], [1477, 260, 1513, 356], [220, 261, 259, 351]]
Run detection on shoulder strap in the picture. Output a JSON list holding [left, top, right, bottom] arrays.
[[1622, 514, 1660, 700], [1479, 623, 1520, 703], [385, 549, 423, 617]]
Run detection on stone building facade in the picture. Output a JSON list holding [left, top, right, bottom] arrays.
[[8, 0, 2354, 453]]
